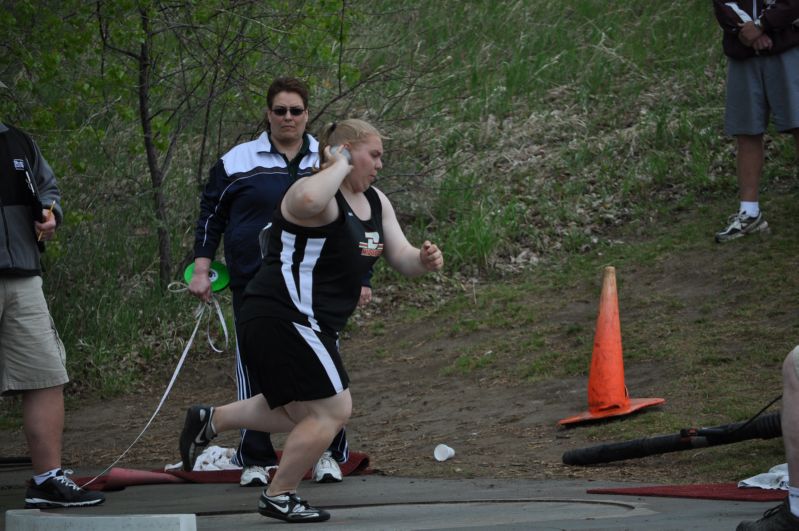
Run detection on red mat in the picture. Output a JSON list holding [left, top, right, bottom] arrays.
[[75, 451, 371, 492], [587, 483, 787, 502]]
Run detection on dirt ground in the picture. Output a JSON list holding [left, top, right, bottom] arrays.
[[0, 231, 786, 486], [1, 348, 674, 483]]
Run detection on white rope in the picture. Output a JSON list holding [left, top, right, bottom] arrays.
[[167, 282, 229, 353], [80, 284, 228, 489]]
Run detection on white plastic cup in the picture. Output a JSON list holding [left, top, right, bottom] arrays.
[[434, 444, 455, 462]]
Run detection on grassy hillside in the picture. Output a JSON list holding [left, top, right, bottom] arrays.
[[1, 1, 795, 430]]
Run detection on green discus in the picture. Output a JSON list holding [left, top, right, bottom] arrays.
[[183, 261, 230, 292]]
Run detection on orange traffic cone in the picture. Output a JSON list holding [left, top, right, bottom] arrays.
[[559, 266, 664, 425]]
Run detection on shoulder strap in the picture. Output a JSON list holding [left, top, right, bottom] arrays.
[[333, 189, 348, 213], [364, 187, 382, 217]]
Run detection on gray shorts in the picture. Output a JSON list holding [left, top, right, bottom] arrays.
[[0, 276, 69, 395], [725, 46, 799, 136]]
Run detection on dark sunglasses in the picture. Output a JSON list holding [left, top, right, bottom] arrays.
[[272, 106, 305, 117]]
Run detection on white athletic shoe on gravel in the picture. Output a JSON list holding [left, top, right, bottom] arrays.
[[312, 451, 343, 483]]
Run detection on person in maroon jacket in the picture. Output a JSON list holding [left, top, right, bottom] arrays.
[[712, 0, 799, 242]]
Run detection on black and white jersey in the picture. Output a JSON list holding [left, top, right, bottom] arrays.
[[240, 187, 384, 334]]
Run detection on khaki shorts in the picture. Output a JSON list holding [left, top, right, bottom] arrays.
[[0, 276, 68, 395]]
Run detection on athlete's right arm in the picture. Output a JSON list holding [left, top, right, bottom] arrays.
[[282, 146, 351, 224]]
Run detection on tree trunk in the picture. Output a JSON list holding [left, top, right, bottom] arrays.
[[138, 7, 172, 289]]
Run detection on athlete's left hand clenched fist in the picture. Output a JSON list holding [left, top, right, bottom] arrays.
[[420, 241, 443, 272]]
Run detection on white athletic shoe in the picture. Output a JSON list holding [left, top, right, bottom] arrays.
[[312, 451, 343, 483], [240, 465, 272, 487]]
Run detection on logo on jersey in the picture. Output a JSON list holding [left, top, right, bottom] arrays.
[[13, 159, 25, 170], [359, 231, 384, 257]]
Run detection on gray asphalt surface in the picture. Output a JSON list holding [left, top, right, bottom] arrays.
[[0, 464, 780, 530]]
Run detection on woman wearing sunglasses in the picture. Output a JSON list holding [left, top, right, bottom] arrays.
[[189, 77, 360, 489], [180, 119, 444, 523]]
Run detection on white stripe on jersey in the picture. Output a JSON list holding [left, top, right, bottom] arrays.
[[280, 232, 325, 332], [293, 322, 344, 393]]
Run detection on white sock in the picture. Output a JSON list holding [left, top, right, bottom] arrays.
[[740, 201, 759, 218], [33, 468, 61, 485], [790, 485, 799, 517]]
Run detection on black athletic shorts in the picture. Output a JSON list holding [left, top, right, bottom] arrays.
[[239, 317, 349, 408]]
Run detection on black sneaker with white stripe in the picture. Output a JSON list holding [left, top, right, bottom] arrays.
[[25, 469, 105, 508], [258, 491, 331, 523], [715, 211, 768, 242], [179, 405, 216, 471]]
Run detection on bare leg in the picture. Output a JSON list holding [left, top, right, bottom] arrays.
[[783, 347, 799, 486], [736, 134, 764, 202], [22, 386, 64, 474], [212, 395, 296, 435], [267, 390, 352, 495]]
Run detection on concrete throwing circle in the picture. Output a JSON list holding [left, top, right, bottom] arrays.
[[198, 499, 654, 529]]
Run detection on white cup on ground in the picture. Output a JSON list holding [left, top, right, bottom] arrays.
[[434, 444, 455, 462]]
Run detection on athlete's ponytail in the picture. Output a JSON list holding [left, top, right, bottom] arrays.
[[317, 119, 386, 166]]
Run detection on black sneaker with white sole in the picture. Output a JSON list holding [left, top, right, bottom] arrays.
[[179, 405, 216, 472], [25, 469, 105, 508], [715, 211, 768, 243], [258, 491, 331, 523]]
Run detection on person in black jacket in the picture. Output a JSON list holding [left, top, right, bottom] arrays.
[[712, 0, 799, 242], [188, 77, 358, 486], [0, 120, 104, 508]]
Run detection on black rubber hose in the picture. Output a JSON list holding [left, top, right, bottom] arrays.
[[562, 412, 781, 466]]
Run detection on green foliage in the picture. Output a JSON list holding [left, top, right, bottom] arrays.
[[429, 169, 524, 271]]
